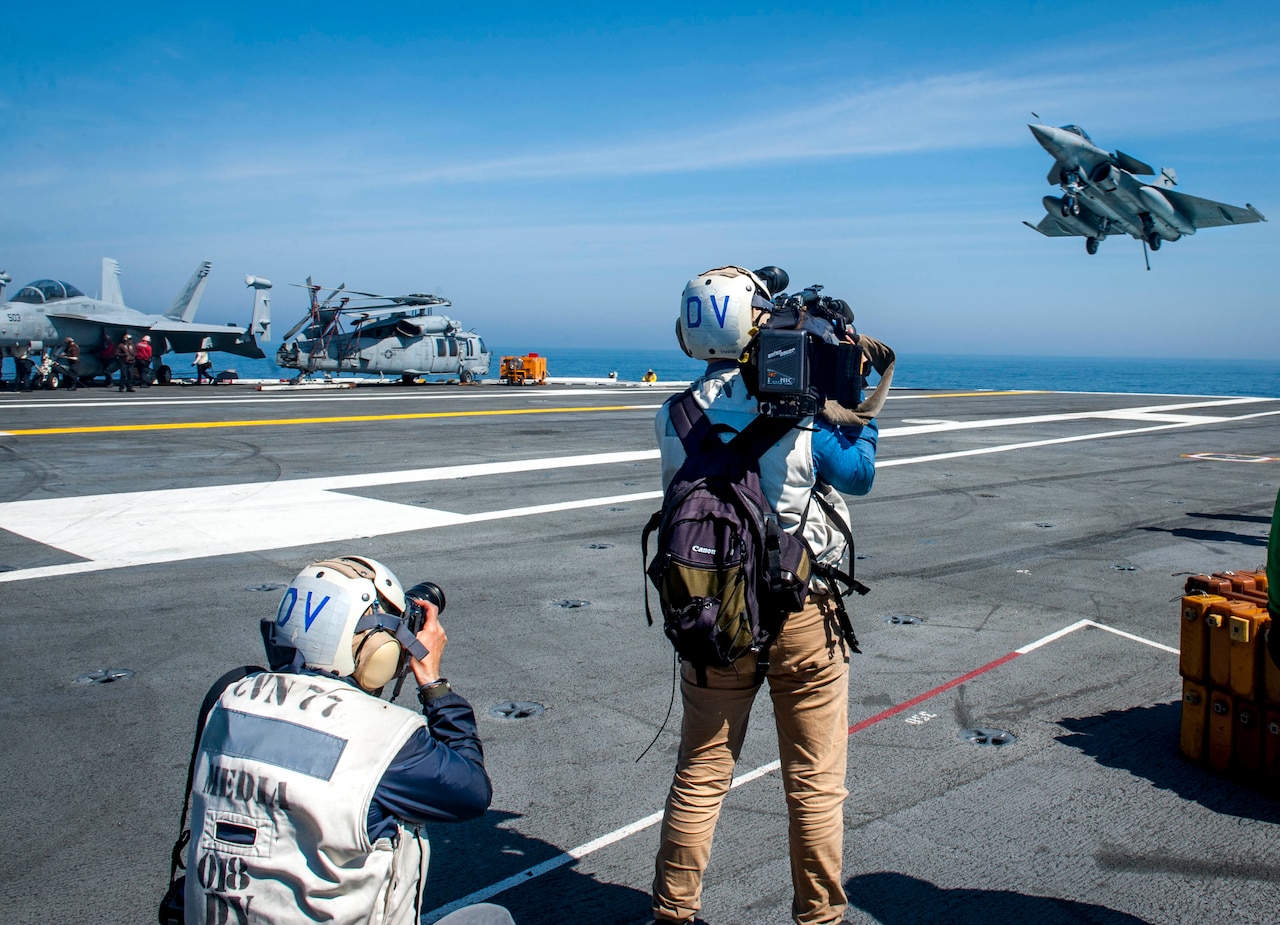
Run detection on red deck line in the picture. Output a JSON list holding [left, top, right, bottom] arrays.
[[848, 650, 1023, 735]]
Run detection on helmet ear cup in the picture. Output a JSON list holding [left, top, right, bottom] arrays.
[[350, 630, 402, 691]]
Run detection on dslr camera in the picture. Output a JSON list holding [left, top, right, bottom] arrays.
[[403, 580, 447, 632], [749, 266, 867, 419]]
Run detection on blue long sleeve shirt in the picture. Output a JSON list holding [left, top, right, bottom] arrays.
[[811, 417, 878, 496], [367, 689, 493, 841]]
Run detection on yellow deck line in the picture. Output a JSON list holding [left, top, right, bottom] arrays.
[[3, 405, 642, 436]]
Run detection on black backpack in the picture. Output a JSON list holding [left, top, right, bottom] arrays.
[[643, 390, 828, 684]]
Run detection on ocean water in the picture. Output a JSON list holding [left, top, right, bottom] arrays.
[[205, 348, 1280, 399]]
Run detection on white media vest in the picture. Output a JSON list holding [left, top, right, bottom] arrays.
[[186, 671, 428, 925]]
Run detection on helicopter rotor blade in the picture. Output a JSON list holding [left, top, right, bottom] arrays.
[[281, 315, 313, 342]]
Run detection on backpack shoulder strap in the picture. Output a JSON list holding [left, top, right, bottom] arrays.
[[811, 487, 869, 596], [727, 411, 799, 463], [668, 389, 714, 457]]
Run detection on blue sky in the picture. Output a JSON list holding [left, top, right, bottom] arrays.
[[3, 2, 1277, 357]]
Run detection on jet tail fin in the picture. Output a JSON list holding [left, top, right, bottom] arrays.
[[245, 276, 272, 342], [101, 258, 125, 305], [164, 261, 213, 322]]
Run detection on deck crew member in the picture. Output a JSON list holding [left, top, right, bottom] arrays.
[[135, 334, 154, 386], [61, 337, 81, 391], [117, 334, 136, 392]]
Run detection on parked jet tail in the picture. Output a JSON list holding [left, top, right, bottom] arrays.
[[164, 261, 213, 322], [150, 274, 272, 359], [101, 258, 125, 306], [246, 276, 272, 342]]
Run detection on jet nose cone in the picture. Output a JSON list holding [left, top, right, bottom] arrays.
[[1028, 123, 1058, 150]]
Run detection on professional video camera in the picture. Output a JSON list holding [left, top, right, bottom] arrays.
[[748, 266, 868, 419]]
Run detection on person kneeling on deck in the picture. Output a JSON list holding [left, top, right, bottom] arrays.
[[163, 555, 513, 925]]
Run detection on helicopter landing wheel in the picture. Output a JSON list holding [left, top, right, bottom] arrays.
[[1086, 236, 1099, 255]]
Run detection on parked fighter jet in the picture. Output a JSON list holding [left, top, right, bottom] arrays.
[[276, 279, 490, 384], [1024, 123, 1266, 262], [0, 259, 271, 383]]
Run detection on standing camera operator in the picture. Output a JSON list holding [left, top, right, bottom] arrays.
[[651, 266, 894, 925], [165, 555, 513, 925]]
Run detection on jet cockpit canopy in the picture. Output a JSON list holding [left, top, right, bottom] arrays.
[[10, 280, 86, 304], [1059, 125, 1093, 143]]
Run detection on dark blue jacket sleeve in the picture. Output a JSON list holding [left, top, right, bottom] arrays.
[[811, 417, 878, 495], [367, 691, 493, 840]]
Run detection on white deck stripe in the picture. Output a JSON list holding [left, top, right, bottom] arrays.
[[1015, 619, 1093, 654], [1081, 619, 1180, 654], [422, 619, 1177, 920], [3, 400, 1277, 583], [878, 408, 1280, 467]]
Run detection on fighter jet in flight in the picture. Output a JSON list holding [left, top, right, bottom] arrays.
[[1024, 123, 1266, 260]]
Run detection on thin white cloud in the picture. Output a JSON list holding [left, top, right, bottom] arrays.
[[384, 41, 1280, 184]]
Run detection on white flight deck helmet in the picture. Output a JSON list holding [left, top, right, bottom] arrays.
[[676, 266, 776, 361], [271, 555, 412, 692]]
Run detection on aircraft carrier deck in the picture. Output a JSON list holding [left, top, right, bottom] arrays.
[[1, 381, 1277, 924]]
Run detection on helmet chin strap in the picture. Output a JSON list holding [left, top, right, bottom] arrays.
[[353, 607, 431, 702], [354, 610, 429, 661]]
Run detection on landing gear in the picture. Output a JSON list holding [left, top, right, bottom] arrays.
[[1060, 194, 1080, 217], [1139, 213, 1161, 251], [460, 369, 474, 384], [1086, 236, 1099, 255], [401, 373, 417, 386]]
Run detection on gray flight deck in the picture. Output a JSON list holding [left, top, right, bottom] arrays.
[[0, 381, 1277, 924]]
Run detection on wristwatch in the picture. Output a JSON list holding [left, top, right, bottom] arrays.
[[417, 678, 452, 706]]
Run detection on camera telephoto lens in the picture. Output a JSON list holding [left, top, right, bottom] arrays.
[[828, 299, 854, 325], [406, 581, 446, 614]]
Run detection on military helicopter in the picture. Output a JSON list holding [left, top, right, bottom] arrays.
[[275, 278, 491, 384]]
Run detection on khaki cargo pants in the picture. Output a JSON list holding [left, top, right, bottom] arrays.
[[652, 596, 851, 925]]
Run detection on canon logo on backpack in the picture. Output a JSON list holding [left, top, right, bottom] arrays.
[[692, 545, 717, 556]]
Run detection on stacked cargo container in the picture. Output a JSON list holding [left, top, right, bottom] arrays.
[[1179, 570, 1279, 784]]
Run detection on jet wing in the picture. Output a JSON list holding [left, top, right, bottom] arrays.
[[46, 309, 141, 327], [149, 319, 266, 358], [44, 313, 264, 358], [1160, 190, 1268, 229], [1023, 216, 1079, 237]]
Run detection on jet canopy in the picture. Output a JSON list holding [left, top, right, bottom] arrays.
[[1059, 125, 1093, 143], [10, 280, 85, 304]]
